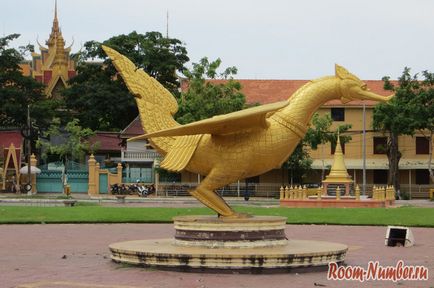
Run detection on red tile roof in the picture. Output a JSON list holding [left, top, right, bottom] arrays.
[[120, 116, 144, 137], [90, 132, 121, 152], [0, 131, 23, 150]]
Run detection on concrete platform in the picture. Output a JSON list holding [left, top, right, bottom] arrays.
[[109, 215, 348, 271], [110, 238, 347, 271]]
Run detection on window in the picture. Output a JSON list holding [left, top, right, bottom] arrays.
[[416, 137, 429, 154], [331, 108, 345, 121], [331, 142, 345, 155], [415, 170, 430, 185], [373, 137, 387, 154], [373, 170, 388, 184]]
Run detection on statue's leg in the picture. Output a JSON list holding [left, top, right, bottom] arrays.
[[189, 170, 243, 217]]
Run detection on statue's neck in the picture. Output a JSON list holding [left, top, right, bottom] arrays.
[[276, 76, 341, 125]]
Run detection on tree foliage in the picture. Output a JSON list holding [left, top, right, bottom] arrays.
[[374, 68, 434, 189], [176, 57, 245, 124], [63, 31, 189, 131], [62, 62, 134, 131], [36, 118, 98, 163], [0, 34, 58, 129], [284, 113, 352, 185], [305, 113, 352, 149]]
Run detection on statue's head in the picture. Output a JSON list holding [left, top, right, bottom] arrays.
[[335, 64, 393, 103]]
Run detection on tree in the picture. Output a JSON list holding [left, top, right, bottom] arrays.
[[63, 31, 189, 131], [283, 143, 313, 186], [36, 118, 98, 164], [0, 34, 58, 129], [62, 62, 135, 131], [284, 113, 352, 185], [176, 57, 246, 124], [414, 71, 434, 182], [374, 68, 434, 192], [153, 57, 246, 179]]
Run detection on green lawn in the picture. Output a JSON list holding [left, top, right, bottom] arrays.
[[0, 205, 433, 227]]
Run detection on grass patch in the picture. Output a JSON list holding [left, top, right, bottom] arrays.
[[0, 206, 433, 227], [74, 201, 99, 207]]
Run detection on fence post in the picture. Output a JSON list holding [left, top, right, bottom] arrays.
[[95, 162, 100, 194], [88, 155, 97, 196], [116, 163, 122, 184], [155, 172, 160, 197], [336, 186, 341, 200], [237, 180, 240, 198], [30, 154, 37, 194], [355, 185, 360, 201]]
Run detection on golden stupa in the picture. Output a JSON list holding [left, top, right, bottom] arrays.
[[322, 134, 353, 195]]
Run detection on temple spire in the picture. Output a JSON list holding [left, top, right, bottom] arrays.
[[54, 0, 58, 21], [47, 0, 61, 47], [166, 10, 169, 38]]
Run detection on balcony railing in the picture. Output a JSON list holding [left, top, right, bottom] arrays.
[[121, 150, 160, 162]]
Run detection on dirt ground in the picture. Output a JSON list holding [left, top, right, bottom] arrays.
[[0, 223, 433, 288]]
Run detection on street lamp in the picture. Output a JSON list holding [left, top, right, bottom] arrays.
[[20, 105, 33, 194]]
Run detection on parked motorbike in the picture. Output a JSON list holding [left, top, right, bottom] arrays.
[[132, 180, 149, 197], [137, 185, 149, 197], [110, 183, 120, 194], [111, 182, 154, 197], [147, 184, 156, 195], [128, 183, 137, 194], [111, 183, 130, 195]]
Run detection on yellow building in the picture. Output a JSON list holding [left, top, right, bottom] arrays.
[[19, 1, 76, 98], [308, 102, 433, 197]]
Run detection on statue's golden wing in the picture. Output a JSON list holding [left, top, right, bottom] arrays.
[[146, 100, 289, 137], [102, 45, 179, 154]]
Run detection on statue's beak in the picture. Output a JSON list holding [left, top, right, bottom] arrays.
[[360, 90, 394, 102]]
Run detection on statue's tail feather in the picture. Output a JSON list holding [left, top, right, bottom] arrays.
[[102, 45, 179, 155]]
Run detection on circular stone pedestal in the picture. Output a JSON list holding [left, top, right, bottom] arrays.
[[173, 215, 288, 248], [109, 215, 347, 271]]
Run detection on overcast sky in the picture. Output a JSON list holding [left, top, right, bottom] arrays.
[[2, 0, 433, 80]]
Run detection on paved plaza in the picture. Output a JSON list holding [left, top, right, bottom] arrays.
[[1, 222, 433, 288]]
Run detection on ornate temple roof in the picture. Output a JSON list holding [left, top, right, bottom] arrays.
[[27, 0, 76, 98]]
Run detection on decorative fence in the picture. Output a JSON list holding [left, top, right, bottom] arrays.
[[156, 182, 282, 198], [155, 182, 433, 199], [123, 167, 153, 183], [34, 158, 433, 198], [36, 171, 63, 193], [36, 161, 88, 193]]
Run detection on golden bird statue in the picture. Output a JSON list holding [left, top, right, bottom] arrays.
[[102, 45, 392, 218]]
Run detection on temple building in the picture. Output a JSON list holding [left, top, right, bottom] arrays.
[[20, 1, 76, 98]]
